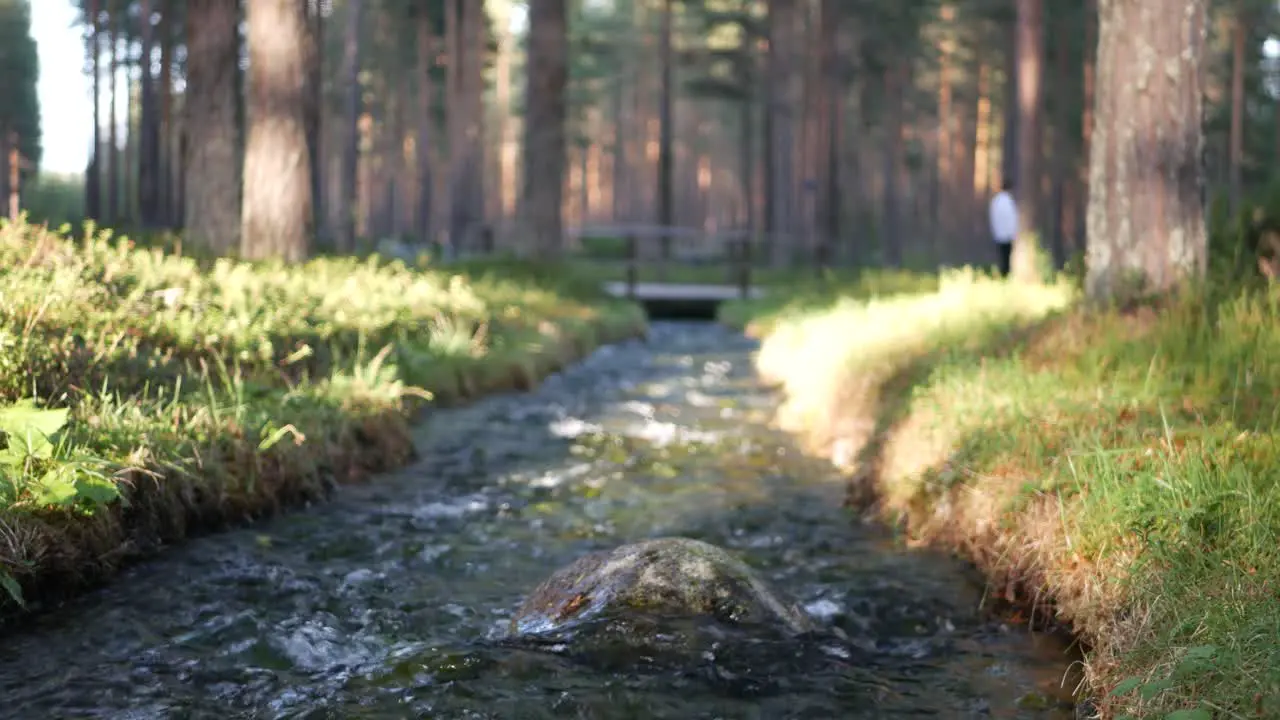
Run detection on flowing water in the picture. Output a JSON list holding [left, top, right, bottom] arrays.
[[0, 322, 1082, 719]]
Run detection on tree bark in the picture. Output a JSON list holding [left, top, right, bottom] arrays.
[[138, 0, 159, 226], [1013, 0, 1044, 280], [158, 0, 173, 227], [241, 0, 312, 261], [1085, 0, 1208, 300], [87, 0, 101, 221], [108, 18, 119, 223], [449, 0, 486, 254], [415, 7, 436, 247], [520, 0, 568, 258], [336, 0, 363, 252], [184, 0, 241, 253], [767, 0, 796, 267], [1228, 7, 1245, 211], [881, 60, 906, 267], [658, 0, 675, 261], [303, 0, 325, 243]]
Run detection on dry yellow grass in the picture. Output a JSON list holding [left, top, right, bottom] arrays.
[[742, 272, 1280, 718]]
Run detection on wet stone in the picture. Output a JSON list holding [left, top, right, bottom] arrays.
[[507, 536, 815, 638]]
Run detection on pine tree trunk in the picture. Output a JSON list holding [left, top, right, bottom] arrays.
[[936, 3, 955, 259], [184, 0, 241, 253], [138, 0, 158, 226], [87, 0, 101, 220], [1081, 0, 1096, 251], [1229, 8, 1245, 211], [1001, 20, 1017, 188], [108, 20, 119, 223], [881, 61, 906, 267], [241, 0, 312, 261], [158, 0, 173, 227], [336, 0, 363, 252], [1085, 0, 1208, 299], [415, 8, 436, 247], [1013, 0, 1044, 280], [767, 0, 796, 268], [304, 0, 325, 244], [520, 0, 568, 258], [658, 0, 675, 266]]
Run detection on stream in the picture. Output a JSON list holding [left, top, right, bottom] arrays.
[[0, 322, 1082, 719]]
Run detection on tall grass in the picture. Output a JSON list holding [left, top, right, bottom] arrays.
[[737, 264, 1280, 717], [0, 218, 646, 615]]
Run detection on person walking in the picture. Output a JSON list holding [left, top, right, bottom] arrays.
[[988, 179, 1018, 278]]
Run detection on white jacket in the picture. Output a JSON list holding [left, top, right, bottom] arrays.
[[988, 191, 1018, 244]]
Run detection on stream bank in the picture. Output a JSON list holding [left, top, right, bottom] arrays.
[[0, 322, 1081, 719]]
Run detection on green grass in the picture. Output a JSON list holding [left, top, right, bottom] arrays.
[[736, 268, 1280, 718], [0, 218, 646, 616]]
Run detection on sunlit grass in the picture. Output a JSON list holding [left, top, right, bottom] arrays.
[[738, 268, 1280, 717], [0, 217, 646, 614]]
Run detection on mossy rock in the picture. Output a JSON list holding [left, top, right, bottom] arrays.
[[508, 537, 814, 638]]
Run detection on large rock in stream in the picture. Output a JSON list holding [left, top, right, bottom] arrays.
[[507, 537, 815, 642]]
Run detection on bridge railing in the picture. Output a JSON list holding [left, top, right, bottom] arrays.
[[614, 228, 754, 300]]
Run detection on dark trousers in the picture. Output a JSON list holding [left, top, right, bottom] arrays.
[[996, 242, 1012, 278]]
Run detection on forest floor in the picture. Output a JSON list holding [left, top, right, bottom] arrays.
[[721, 269, 1280, 719], [0, 220, 646, 621]]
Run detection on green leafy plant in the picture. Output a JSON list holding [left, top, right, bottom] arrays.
[[0, 399, 120, 511]]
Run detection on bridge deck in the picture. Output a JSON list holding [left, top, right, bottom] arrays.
[[601, 281, 766, 301]]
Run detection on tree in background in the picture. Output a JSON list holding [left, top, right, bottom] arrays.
[[520, 0, 569, 258], [240, 0, 313, 261], [1085, 0, 1209, 299], [0, 0, 41, 216], [183, 0, 241, 253], [30, 0, 1278, 289]]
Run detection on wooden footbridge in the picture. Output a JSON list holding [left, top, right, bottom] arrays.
[[568, 225, 768, 315]]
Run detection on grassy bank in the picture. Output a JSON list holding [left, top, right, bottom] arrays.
[[723, 270, 1280, 718], [0, 219, 646, 619]]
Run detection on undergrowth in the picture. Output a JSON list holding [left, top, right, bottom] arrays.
[[0, 218, 646, 616], [739, 263, 1280, 717]]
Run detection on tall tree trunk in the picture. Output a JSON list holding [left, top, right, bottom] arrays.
[[1228, 7, 1246, 211], [124, 42, 137, 224], [1013, 0, 1044, 279], [1085, 0, 1208, 299], [336, 0, 363, 252], [158, 0, 173, 227], [1001, 20, 1017, 188], [184, 0, 241, 253], [521, 0, 567, 258], [449, 0, 485, 255], [108, 19, 119, 224], [767, 0, 796, 268], [415, 7, 436, 247], [1081, 0, 1096, 251], [818, 0, 840, 252], [87, 0, 101, 220], [658, 0, 675, 266], [973, 58, 993, 247], [495, 3, 517, 225], [936, 3, 955, 261], [138, 0, 158, 226], [241, 0, 312, 261], [304, 0, 325, 244], [882, 60, 906, 267], [1049, 27, 1071, 267]]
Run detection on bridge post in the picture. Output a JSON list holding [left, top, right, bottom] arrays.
[[815, 240, 830, 279], [734, 237, 752, 299], [625, 233, 638, 300]]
